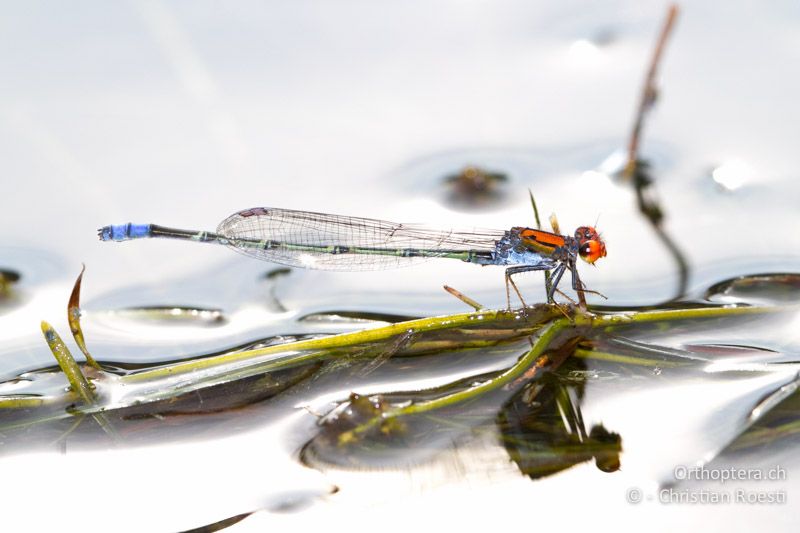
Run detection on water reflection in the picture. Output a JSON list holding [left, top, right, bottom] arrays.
[[442, 165, 510, 210], [0, 268, 21, 298], [705, 273, 800, 306], [711, 159, 754, 192], [1, 259, 799, 533], [108, 306, 227, 325], [499, 368, 622, 479]]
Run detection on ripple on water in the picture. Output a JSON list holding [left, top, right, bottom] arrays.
[[705, 273, 800, 305]]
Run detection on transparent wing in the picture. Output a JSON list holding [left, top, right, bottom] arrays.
[[215, 207, 504, 271]]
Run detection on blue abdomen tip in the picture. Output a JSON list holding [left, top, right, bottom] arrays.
[[98, 223, 151, 241]]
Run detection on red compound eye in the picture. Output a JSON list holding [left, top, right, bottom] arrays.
[[579, 239, 606, 264]]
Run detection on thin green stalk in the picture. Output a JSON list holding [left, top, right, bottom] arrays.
[[120, 304, 785, 390], [341, 318, 571, 441], [529, 189, 551, 291], [39, 320, 121, 440], [41, 321, 95, 404], [586, 304, 784, 325], [0, 396, 46, 408], [333, 304, 790, 442], [573, 348, 687, 367], [122, 307, 551, 383], [399, 318, 568, 414]]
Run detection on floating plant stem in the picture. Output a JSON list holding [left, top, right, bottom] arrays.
[[321, 304, 791, 441], [0, 396, 46, 409], [595, 304, 785, 324], [339, 317, 576, 442], [40, 317, 119, 441], [122, 306, 558, 384], [4, 292, 788, 443], [118, 302, 786, 394], [394, 317, 570, 415], [573, 348, 687, 368]]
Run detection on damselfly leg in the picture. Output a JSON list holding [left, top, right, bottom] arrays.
[[505, 264, 555, 310]]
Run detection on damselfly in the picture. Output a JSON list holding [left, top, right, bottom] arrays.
[[98, 207, 606, 307]]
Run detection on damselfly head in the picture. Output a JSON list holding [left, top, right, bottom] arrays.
[[575, 226, 607, 264]]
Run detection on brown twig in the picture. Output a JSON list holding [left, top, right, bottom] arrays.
[[623, 4, 679, 181], [622, 4, 688, 301], [444, 284, 486, 311], [68, 265, 101, 369]]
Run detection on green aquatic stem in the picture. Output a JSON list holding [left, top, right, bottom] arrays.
[[1, 301, 783, 431], [340, 317, 575, 442], [587, 303, 785, 324], [33, 324, 120, 441], [391, 317, 569, 415], [120, 303, 784, 390], [528, 189, 552, 292], [121, 307, 553, 384], [40, 321, 96, 404], [0, 396, 46, 409], [573, 348, 688, 367], [333, 304, 790, 440]]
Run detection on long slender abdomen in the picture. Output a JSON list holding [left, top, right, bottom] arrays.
[[98, 223, 152, 241], [98, 223, 226, 245]]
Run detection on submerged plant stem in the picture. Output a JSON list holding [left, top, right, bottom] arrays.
[[122, 307, 556, 384], [395, 318, 569, 415], [335, 304, 790, 440]]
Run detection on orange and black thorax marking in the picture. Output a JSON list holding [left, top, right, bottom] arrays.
[[513, 227, 575, 259]]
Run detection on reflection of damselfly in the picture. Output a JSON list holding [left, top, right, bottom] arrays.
[[99, 207, 606, 306]]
